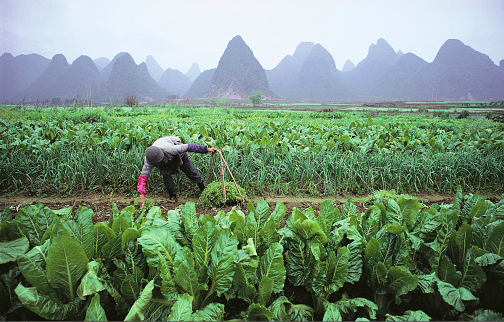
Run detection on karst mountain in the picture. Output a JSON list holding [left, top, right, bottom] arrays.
[[1, 36, 503, 103]]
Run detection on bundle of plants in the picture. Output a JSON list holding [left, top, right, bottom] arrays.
[[198, 181, 246, 208]]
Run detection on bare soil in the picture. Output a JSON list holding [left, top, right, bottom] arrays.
[[2, 191, 499, 224]]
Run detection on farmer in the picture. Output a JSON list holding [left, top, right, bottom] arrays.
[[137, 136, 216, 206]]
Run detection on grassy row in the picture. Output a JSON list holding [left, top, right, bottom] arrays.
[[2, 105, 503, 197], [1, 143, 503, 196]]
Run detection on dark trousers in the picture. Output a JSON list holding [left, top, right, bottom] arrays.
[[162, 154, 202, 195]]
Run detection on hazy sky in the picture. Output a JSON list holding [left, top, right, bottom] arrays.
[[1, 0, 503, 73]]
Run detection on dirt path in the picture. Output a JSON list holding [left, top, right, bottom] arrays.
[[3, 191, 498, 223]]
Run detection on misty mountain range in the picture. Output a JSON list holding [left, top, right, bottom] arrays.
[[1, 35, 503, 103]]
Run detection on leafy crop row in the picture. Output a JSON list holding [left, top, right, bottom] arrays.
[[1, 111, 503, 154], [1, 188, 503, 320], [1, 106, 504, 195]]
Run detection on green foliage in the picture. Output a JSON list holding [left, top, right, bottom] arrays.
[[433, 110, 451, 119], [1, 105, 504, 195], [63, 109, 110, 123], [198, 181, 246, 208], [457, 109, 470, 119], [1, 191, 504, 320], [249, 91, 262, 106], [0, 237, 29, 264], [46, 235, 89, 302], [84, 294, 107, 321], [215, 97, 227, 106]]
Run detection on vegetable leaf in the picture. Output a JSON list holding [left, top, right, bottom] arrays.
[[46, 235, 89, 302], [192, 302, 225, 321], [138, 226, 181, 268], [15, 204, 59, 246], [387, 266, 418, 298], [84, 293, 107, 321], [246, 303, 274, 321], [332, 296, 378, 320], [256, 242, 285, 293], [124, 279, 155, 321], [484, 221, 504, 257], [0, 236, 29, 264], [17, 240, 58, 299], [208, 228, 238, 297], [15, 283, 82, 320], [167, 293, 193, 321], [192, 221, 217, 270], [76, 260, 106, 300], [437, 280, 477, 312], [174, 248, 207, 297], [323, 302, 343, 321]]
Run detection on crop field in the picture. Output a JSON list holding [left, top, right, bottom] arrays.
[[1, 103, 504, 321], [1, 103, 503, 196]]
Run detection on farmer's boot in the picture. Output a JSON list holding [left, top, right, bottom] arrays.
[[167, 189, 177, 202], [197, 182, 205, 193]]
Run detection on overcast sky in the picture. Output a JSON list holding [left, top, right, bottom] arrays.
[[1, 0, 503, 73]]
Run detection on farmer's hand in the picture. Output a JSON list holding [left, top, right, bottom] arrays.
[[207, 147, 217, 153], [138, 194, 146, 207]]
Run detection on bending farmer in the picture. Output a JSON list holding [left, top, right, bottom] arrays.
[[137, 136, 217, 207]]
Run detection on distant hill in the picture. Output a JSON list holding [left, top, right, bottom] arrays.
[[157, 68, 192, 97], [267, 42, 352, 100], [16, 54, 101, 101], [266, 42, 315, 98], [343, 38, 400, 97], [15, 52, 168, 102], [206, 35, 275, 99], [93, 57, 110, 72], [145, 55, 164, 82], [16, 54, 70, 101], [0, 53, 50, 102], [185, 63, 201, 82], [288, 44, 353, 100], [58, 55, 102, 99], [183, 69, 216, 99], [341, 60, 355, 72], [371, 53, 432, 101], [100, 53, 168, 101], [100, 52, 127, 81], [368, 39, 504, 101], [430, 39, 504, 100], [2, 37, 503, 103]]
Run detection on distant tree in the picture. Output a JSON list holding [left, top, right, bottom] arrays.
[[125, 95, 138, 107], [457, 110, 470, 119], [249, 91, 262, 106], [51, 97, 62, 106], [216, 97, 227, 106]]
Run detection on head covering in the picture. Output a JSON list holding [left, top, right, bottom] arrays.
[[145, 146, 164, 164]]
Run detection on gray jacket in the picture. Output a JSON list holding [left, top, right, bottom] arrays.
[[140, 136, 207, 177]]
